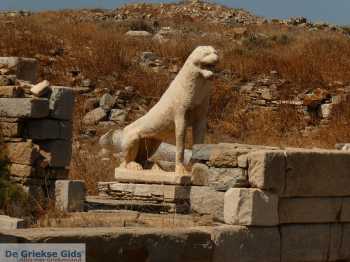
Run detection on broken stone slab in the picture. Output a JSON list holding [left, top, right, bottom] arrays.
[[0, 227, 212, 262], [208, 167, 249, 191], [49, 86, 75, 120], [98, 182, 190, 203], [0, 98, 49, 118], [86, 196, 189, 214], [210, 225, 280, 262], [224, 188, 279, 226], [23, 119, 72, 140], [55, 180, 86, 212], [248, 149, 350, 197], [279, 197, 346, 224], [0, 215, 25, 229], [190, 186, 225, 222], [191, 143, 279, 163], [281, 224, 342, 262], [30, 80, 50, 97], [0, 85, 24, 97], [0, 57, 38, 83], [5, 140, 40, 165], [37, 140, 72, 167], [83, 107, 107, 125], [114, 168, 192, 186]]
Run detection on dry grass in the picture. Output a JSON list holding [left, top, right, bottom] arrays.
[[1, 8, 350, 194]]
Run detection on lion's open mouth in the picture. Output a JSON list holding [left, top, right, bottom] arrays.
[[201, 63, 216, 72]]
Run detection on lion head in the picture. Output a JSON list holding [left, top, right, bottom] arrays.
[[187, 46, 219, 79]]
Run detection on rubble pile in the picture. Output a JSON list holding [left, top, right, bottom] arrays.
[[0, 57, 74, 196]]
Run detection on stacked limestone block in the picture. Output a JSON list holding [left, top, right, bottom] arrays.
[[97, 169, 193, 213], [0, 57, 74, 196], [193, 144, 350, 262], [190, 143, 279, 221]]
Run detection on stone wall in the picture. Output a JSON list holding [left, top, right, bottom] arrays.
[[191, 143, 350, 262], [0, 57, 74, 196]]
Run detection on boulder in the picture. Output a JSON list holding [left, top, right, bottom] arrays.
[[109, 109, 127, 123], [126, 30, 152, 37]]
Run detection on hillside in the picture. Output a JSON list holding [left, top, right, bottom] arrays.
[[1, 0, 350, 192]]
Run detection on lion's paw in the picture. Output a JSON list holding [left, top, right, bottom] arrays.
[[126, 161, 143, 171]]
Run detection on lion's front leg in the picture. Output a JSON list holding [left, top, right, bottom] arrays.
[[175, 114, 187, 174]]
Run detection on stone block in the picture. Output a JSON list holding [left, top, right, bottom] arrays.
[[98, 182, 190, 203], [211, 225, 280, 262], [224, 188, 279, 226], [0, 227, 212, 262], [83, 107, 107, 125], [30, 80, 50, 97], [0, 215, 25, 229], [191, 163, 209, 186], [114, 168, 191, 185], [208, 149, 250, 168], [208, 167, 249, 191], [37, 140, 72, 167], [0, 57, 38, 83], [237, 154, 248, 168], [249, 149, 350, 197], [9, 164, 33, 177], [340, 224, 350, 260], [0, 85, 24, 97], [5, 141, 40, 165], [0, 121, 23, 137], [279, 197, 344, 224], [284, 150, 350, 197], [23, 119, 72, 140], [0, 98, 49, 118], [247, 150, 286, 195], [190, 186, 225, 221], [281, 224, 340, 262], [55, 180, 86, 212], [49, 86, 75, 120]]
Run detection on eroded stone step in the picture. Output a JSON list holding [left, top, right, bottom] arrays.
[[114, 168, 192, 185], [86, 196, 190, 214]]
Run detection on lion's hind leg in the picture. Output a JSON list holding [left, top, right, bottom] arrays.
[[119, 132, 143, 170]]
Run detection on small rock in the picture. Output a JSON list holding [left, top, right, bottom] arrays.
[[126, 30, 152, 37], [99, 93, 115, 111], [110, 109, 127, 124], [83, 107, 107, 125]]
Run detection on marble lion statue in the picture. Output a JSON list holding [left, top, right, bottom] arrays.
[[100, 46, 219, 173]]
